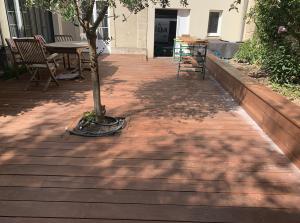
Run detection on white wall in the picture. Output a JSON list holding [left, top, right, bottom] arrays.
[[146, 0, 248, 57], [52, 14, 81, 41], [106, 0, 248, 57]]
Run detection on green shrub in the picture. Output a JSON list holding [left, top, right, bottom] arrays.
[[83, 110, 97, 123], [234, 37, 262, 64], [262, 45, 300, 84], [270, 82, 300, 102], [234, 0, 300, 85]]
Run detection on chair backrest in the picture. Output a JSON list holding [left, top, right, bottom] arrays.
[[55, 35, 73, 42], [5, 38, 18, 53], [14, 38, 47, 65], [34, 35, 47, 47], [5, 38, 24, 65]]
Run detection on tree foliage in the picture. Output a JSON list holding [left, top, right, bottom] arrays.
[[26, 0, 188, 29]]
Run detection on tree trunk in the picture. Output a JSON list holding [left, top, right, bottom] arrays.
[[87, 31, 105, 122]]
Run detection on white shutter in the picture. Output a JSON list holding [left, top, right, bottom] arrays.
[[176, 9, 190, 37]]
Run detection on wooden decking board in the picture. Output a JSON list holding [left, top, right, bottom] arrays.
[[0, 156, 293, 172], [0, 140, 273, 150], [2, 175, 300, 195], [0, 164, 299, 185], [0, 150, 291, 166], [1, 147, 277, 158], [0, 55, 299, 222], [2, 180, 297, 199], [0, 187, 300, 209], [0, 134, 274, 145], [0, 131, 265, 141], [0, 218, 217, 223], [0, 139, 281, 152], [1, 201, 300, 223]]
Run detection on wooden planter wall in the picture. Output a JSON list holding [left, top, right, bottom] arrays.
[[206, 53, 300, 168]]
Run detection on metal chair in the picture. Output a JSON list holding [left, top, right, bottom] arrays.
[[177, 43, 208, 80], [14, 37, 59, 91]]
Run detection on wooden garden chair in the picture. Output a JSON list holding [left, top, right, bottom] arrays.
[[54, 34, 73, 42], [34, 35, 61, 68], [14, 37, 60, 91], [5, 38, 23, 67]]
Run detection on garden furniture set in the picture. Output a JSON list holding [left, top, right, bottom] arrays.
[[5, 35, 88, 91]]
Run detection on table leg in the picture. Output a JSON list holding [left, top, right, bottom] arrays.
[[77, 50, 84, 79], [63, 55, 66, 68], [67, 54, 71, 69]]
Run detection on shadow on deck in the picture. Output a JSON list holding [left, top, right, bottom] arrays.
[[0, 55, 299, 223]]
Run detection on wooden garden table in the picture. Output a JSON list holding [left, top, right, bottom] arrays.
[[173, 36, 208, 59], [45, 41, 88, 79], [178, 36, 208, 45]]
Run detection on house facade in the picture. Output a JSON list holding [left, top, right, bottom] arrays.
[[0, 0, 254, 61], [109, 0, 254, 57]]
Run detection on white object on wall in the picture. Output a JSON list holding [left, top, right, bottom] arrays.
[[176, 9, 190, 37]]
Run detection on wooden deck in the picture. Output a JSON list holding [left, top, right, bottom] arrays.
[[0, 55, 300, 223]]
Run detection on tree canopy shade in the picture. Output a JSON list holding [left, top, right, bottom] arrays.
[[25, 0, 190, 122], [25, 0, 241, 122]]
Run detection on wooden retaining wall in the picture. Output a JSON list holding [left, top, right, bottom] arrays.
[[207, 53, 300, 168]]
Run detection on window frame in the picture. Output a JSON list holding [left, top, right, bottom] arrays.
[[4, 0, 54, 42], [5, 0, 19, 37], [207, 10, 223, 37], [98, 12, 109, 40], [93, 0, 110, 41]]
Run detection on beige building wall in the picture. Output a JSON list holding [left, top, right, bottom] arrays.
[[1, 0, 251, 56], [0, 0, 11, 44], [109, 0, 249, 58], [52, 14, 81, 41], [109, 4, 148, 54], [243, 0, 255, 41], [147, 0, 248, 58]]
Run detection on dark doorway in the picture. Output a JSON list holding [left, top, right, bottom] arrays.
[[154, 9, 177, 57]]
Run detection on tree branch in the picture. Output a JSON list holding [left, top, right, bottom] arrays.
[[84, 0, 96, 22], [73, 0, 86, 30], [91, 4, 109, 32]]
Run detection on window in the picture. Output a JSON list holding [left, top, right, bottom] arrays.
[[4, 0, 54, 42], [19, 0, 33, 37], [207, 11, 222, 36], [95, 1, 109, 40], [98, 12, 109, 40], [5, 0, 19, 37]]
